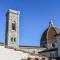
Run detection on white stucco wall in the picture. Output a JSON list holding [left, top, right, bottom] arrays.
[[0, 45, 49, 60], [20, 47, 46, 54], [0, 46, 29, 60]]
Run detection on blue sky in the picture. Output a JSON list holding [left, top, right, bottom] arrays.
[[0, 0, 60, 46]]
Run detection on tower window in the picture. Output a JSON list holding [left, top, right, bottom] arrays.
[[11, 37, 13, 42], [12, 22, 16, 31], [14, 38, 16, 42]]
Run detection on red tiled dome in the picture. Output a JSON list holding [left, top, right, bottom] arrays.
[[40, 20, 60, 48]]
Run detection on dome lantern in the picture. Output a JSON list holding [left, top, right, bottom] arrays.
[[49, 17, 54, 27]]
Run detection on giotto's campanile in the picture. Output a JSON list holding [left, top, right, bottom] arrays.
[[5, 9, 20, 48]]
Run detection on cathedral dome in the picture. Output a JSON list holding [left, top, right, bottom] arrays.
[[40, 20, 60, 48]]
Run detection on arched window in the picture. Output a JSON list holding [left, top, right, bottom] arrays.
[[11, 37, 16, 42], [11, 37, 13, 42], [14, 38, 16, 42]]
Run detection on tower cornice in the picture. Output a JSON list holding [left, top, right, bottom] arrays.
[[8, 9, 20, 15]]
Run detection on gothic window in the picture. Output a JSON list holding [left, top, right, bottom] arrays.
[[11, 37, 16, 42], [11, 37, 13, 42], [12, 22, 16, 31], [14, 38, 16, 42]]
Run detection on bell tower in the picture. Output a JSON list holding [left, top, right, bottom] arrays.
[[5, 9, 20, 48]]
